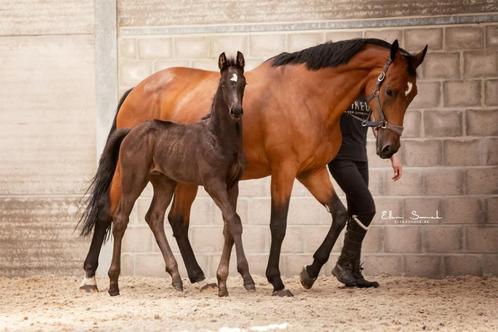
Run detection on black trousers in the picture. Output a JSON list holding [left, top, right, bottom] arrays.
[[328, 159, 376, 222]]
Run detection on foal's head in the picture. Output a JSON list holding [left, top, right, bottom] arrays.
[[218, 51, 246, 121], [365, 40, 427, 159]]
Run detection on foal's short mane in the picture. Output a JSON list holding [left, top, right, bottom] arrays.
[[271, 38, 416, 75]]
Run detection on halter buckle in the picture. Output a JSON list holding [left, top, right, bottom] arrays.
[[377, 72, 385, 82]]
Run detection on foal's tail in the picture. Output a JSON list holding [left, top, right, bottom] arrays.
[[77, 89, 132, 238]]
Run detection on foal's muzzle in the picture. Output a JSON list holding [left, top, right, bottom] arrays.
[[230, 106, 243, 120]]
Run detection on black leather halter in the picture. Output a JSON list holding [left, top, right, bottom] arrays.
[[358, 58, 404, 136]]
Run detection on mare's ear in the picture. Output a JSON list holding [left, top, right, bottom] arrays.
[[218, 52, 227, 71], [236, 51, 245, 70], [413, 45, 428, 68], [390, 39, 399, 61]]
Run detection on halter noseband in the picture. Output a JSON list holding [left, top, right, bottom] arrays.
[[361, 58, 404, 136]]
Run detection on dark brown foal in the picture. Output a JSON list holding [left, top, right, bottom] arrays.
[[106, 52, 254, 297]]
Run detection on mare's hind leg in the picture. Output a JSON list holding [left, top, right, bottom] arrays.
[[205, 181, 254, 297], [296, 167, 347, 289], [80, 207, 111, 292], [168, 184, 211, 288], [146, 175, 183, 291]]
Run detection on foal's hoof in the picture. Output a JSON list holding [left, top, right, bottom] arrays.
[[172, 281, 184, 292], [300, 266, 317, 290], [272, 289, 294, 297], [79, 284, 99, 293], [218, 288, 229, 297], [244, 283, 256, 292], [108, 288, 120, 297]]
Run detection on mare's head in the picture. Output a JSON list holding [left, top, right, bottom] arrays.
[[365, 40, 427, 158], [218, 51, 246, 121]]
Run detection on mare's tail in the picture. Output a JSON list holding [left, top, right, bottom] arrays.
[[77, 89, 133, 238]]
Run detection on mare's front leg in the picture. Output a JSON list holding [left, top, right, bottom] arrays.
[[147, 175, 183, 291], [205, 181, 254, 297], [296, 166, 348, 289], [266, 165, 297, 297]]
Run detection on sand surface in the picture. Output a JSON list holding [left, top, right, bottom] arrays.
[[0, 275, 497, 331]]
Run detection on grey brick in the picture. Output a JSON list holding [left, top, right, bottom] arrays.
[[405, 28, 443, 51], [466, 109, 498, 136], [482, 254, 498, 276], [138, 38, 172, 59], [154, 60, 190, 71], [374, 197, 404, 225], [441, 197, 484, 224], [466, 167, 498, 195], [485, 80, 498, 106], [486, 197, 498, 224], [384, 169, 423, 196], [242, 226, 269, 254], [422, 226, 463, 253], [281, 226, 305, 254], [486, 25, 498, 47], [211, 35, 247, 57], [288, 197, 331, 225], [424, 110, 463, 137], [119, 38, 137, 59], [384, 226, 420, 253], [403, 140, 442, 166], [249, 34, 285, 58], [362, 255, 404, 276], [486, 138, 498, 165], [443, 81, 481, 107], [325, 30, 362, 42], [362, 226, 384, 253], [119, 60, 152, 86], [444, 255, 482, 276], [403, 198, 441, 226], [443, 139, 481, 166], [404, 255, 442, 277], [466, 226, 498, 253], [445, 26, 484, 50], [410, 81, 440, 109], [402, 110, 422, 138], [422, 52, 460, 79], [365, 29, 403, 45], [287, 32, 324, 52], [463, 50, 498, 78], [122, 226, 154, 253], [424, 169, 464, 195], [174, 36, 210, 58], [191, 226, 223, 254]]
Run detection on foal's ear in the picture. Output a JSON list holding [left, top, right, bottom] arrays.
[[413, 45, 428, 68], [236, 51, 245, 69], [218, 52, 227, 71], [390, 39, 400, 61]]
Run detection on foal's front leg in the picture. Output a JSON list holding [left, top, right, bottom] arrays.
[[205, 181, 254, 297]]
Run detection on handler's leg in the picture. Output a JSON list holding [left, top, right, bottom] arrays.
[[296, 166, 348, 289], [329, 160, 378, 288]]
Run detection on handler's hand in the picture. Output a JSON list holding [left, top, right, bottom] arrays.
[[390, 154, 402, 181]]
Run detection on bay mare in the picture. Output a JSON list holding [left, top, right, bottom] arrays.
[[79, 38, 427, 296]]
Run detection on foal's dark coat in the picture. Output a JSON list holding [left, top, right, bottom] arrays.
[[107, 52, 254, 297]]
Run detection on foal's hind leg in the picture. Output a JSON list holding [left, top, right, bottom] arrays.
[[146, 175, 183, 291]]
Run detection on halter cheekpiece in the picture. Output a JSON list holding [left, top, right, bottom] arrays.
[[353, 57, 404, 136]]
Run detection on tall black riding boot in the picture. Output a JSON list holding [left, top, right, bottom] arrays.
[[332, 217, 365, 287], [352, 253, 379, 288]]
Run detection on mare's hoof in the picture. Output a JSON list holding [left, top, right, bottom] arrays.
[[172, 281, 184, 292], [300, 266, 317, 290], [218, 288, 229, 297], [199, 282, 218, 292], [108, 288, 120, 296], [272, 289, 294, 297], [79, 284, 98, 293]]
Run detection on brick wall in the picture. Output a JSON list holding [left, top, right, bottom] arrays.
[[0, 1, 96, 276], [117, 22, 498, 278]]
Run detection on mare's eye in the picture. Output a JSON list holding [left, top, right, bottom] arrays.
[[386, 88, 394, 97]]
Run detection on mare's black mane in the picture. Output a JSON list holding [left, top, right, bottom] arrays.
[[271, 38, 416, 75]]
